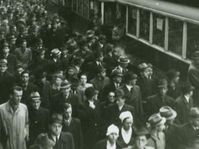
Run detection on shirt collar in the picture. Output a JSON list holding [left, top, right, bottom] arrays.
[[106, 140, 116, 149], [184, 95, 190, 103]]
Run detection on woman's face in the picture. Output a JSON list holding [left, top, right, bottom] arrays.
[[123, 118, 133, 130]]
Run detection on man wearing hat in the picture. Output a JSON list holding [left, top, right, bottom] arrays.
[[47, 113, 74, 149], [133, 127, 153, 149], [188, 51, 199, 106], [175, 83, 194, 124], [28, 91, 49, 145], [0, 42, 17, 73], [51, 80, 82, 117], [101, 69, 123, 99], [176, 107, 199, 149], [0, 59, 14, 104], [121, 72, 143, 119], [146, 78, 175, 117], [159, 106, 178, 149], [112, 55, 130, 75], [137, 63, 157, 113], [95, 124, 120, 149], [147, 113, 166, 149], [47, 48, 62, 75]]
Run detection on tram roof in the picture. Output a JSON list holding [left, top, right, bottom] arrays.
[[100, 0, 199, 24]]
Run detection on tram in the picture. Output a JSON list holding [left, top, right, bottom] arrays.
[[66, 0, 199, 78]]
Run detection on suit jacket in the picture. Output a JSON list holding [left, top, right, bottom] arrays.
[[0, 71, 14, 104], [51, 92, 82, 117], [176, 123, 199, 149], [146, 94, 175, 117], [175, 96, 193, 124], [188, 63, 199, 106], [95, 139, 120, 149], [62, 118, 83, 149], [29, 107, 49, 144], [53, 132, 74, 149], [120, 85, 143, 117], [106, 103, 135, 126]]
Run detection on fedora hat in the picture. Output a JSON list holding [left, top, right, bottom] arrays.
[[189, 107, 199, 119], [159, 106, 177, 120], [30, 91, 40, 100], [135, 126, 150, 137], [123, 72, 137, 83], [49, 113, 63, 125], [111, 69, 123, 77], [191, 51, 199, 60], [118, 56, 130, 64], [148, 113, 166, 127], [60, 80, 71, 89], [138, 63, 148, 71]]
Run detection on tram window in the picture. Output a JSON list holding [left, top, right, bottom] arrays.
[[140, 9, 150, 41], [72, 0, 77, 11], [104, 3, 116, 26], [78, 0, 83, 15], [153, 14, 165, 48], [187, 23, 199, 59], [128, 7, 137, 36], [83, 0, 89, 19], [168, 18, 183, 56]]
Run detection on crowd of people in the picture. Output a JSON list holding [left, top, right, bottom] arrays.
[[0, 0, 199, 149]]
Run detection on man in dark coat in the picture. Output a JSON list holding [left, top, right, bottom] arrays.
[[188, 51, 199, 106], [175, 84, 194, 124], [101, 70, 123, 101], [51, 80, 82, 117], [62, 103, 83, 149], [146, 79, 175, 117], [120, 72, 143, 119], [176, 107, 199, 149], [0, 42, 17, 74], [48, 113, 74, 149], [19, 70, 37, 106], [0, 59, 14, 104], [106, 89, 135, 126], [28, 91, 49, 145]]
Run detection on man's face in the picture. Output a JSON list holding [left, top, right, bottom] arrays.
[[22, 73, 29, 83], [31, 98, 41, 110], [135, 135, 148, 149], [159, 87, 168, 96], [50, 123, 62, 136], [61, 87, 71, 96], [21, 41, 27, 49], [64, 107, 72, 120], [116, 97, 125, 105], [114, 76, 122, 83], [108, 92, 115, 103], [156, 123, 165, 132], [80, 75, 87, 84], [192, 118, 199, 127], [11, 90, 23, 106], [0, 64, 7, 73], [3, 47, 10, 55], [54, 77, 62, 86], [130, 79, 137, 86], [108, 133, 118, 144]]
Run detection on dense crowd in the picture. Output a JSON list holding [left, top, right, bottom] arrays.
[[0, 1, 199, 149]]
